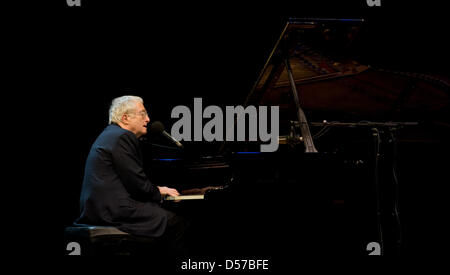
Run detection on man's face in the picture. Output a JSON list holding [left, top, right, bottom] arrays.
[[125, 102, 150, 138]]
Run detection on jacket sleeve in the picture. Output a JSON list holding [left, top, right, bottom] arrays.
[[111, 132, 162, 203]]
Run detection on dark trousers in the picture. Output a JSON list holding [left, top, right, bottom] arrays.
[[158, 210, 191, 258]]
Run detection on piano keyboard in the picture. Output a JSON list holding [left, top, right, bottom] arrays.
[[164, 194, 205, 201]]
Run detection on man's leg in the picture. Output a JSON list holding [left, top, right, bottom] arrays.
[[160, 210, 191, 257]]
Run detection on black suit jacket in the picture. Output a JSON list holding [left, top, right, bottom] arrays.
[[76, 124, 168, 237]]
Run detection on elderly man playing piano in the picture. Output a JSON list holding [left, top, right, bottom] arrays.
[[75, 95, 188, 255]]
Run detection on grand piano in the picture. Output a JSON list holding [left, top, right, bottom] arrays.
[[145, 18, 450, 257]]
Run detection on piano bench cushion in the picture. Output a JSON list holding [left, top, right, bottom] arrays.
[[64, 225, 159, 255], [64, 225, 156, 243]]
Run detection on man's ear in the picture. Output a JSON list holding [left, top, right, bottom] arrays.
[[121, 114, 129, 125]]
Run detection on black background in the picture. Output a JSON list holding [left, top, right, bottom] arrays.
[[6, 0, 449, 262]]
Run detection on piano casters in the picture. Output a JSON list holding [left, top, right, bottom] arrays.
[[284, 57, 318, 153]]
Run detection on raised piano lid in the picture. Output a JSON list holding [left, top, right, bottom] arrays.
[[244, 18, 450, 135]]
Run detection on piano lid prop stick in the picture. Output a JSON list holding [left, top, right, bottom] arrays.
[[284, 57, 318, 153]]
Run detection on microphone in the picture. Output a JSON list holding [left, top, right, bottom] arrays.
[[149, 121, 184, 148]]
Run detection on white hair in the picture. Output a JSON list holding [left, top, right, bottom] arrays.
[[108, 95, 143, 124]]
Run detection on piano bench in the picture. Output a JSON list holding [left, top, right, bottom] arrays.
[[64, 225, 157, 256]]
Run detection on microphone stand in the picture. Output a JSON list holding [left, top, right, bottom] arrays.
[[372, 127, 384, 255], [306, 121, 415, 255]]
